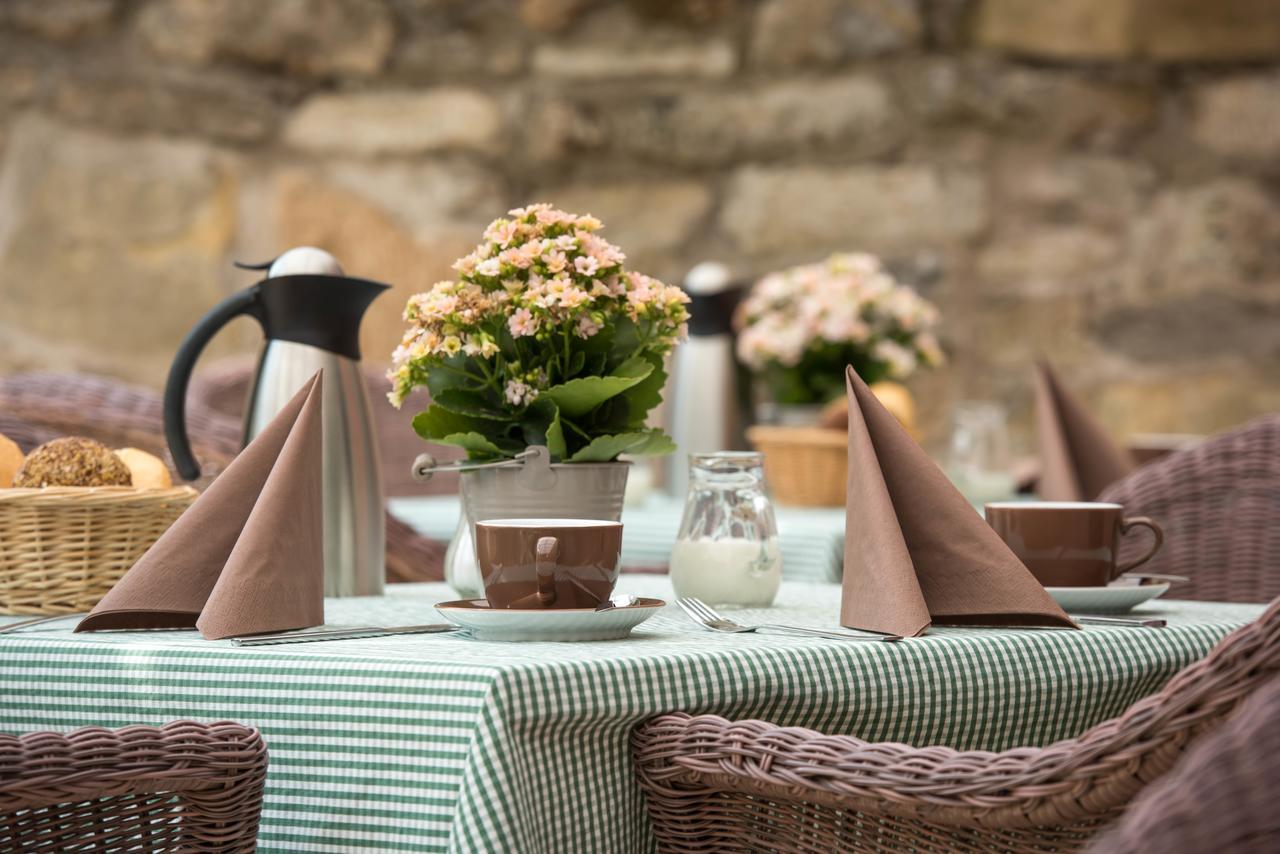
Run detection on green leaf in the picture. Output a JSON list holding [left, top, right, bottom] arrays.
[[545, 411, 567, 460], [609, 316, 640, 362], [425, 355, 477, 399], [566, 349, 586, 378], [540, 356, 653, 418], [582, 352, 607, 377], [580, 324, 615, 355], [567, 428, 676, 462], [432, 388, 508, 421], [617, 351, 668, 427], [412, 404, 489, 441], [524, 398, 568, 460], [626, 429, 678, 456], [438, 431, 506, 459], [497, 323, 520, 359], [579, 395, 631, 434], [416, 406, 521, 461], [412, 405, 524, 459]]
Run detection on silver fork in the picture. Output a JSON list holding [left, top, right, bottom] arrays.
[[677, 598, 902, 643]]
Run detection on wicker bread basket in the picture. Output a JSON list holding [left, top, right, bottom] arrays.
[[746, 426, 847, 507], [0, 486, 197, 615]]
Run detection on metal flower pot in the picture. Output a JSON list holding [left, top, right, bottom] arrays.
[[444, 462, 630, 598]]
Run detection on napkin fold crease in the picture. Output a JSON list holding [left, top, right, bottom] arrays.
[[1034, 360, 1136, 501], [841, 366, 1076, 637], [76, 373, 325, 639]]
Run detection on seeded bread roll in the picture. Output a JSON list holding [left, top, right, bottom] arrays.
[[0, 433, 23, 488], [114, 447, 173, 489], [13, 437, 133, 488]]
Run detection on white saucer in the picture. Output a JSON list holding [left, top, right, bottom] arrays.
[[435, 598, 665, 642], [1046, 583, 1170, 614]]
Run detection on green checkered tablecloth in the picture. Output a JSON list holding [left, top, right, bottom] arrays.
[[0, 578, 1261, 853]]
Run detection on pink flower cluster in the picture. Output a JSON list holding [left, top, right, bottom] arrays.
[[389, 204, 689, 407], [735, 253, 943, 380]]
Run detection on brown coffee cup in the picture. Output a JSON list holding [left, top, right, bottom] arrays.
[[984, 501, 1163, 588], [475, 518, 623, 609]]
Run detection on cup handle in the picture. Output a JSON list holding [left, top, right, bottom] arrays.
[[535, 536, 559, 606], [1117, 516, 1164, 574]]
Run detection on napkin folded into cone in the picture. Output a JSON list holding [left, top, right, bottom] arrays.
[[1035, 360, 1136, 501], [841, 366, 1076, 638], [77, 373, 325, 640]]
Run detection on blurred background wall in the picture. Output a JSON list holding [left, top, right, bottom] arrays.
[[1, 0, 1278, 452]]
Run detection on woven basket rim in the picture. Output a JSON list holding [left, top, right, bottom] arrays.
[[745, 425, 847, 447], [0, 486, 198, 505]]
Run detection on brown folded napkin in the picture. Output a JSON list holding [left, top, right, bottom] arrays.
[[77, 373, 325, 640], [1035, 360, 1136, 501], [841, 366, 1076, 637]]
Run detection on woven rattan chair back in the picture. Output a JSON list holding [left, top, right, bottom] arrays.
[[188, 356, 462, 497], [0, 372, 241, 489], [0, 372, 444, 582], [0, 721, 266, 852], [633, 596, 1280, 853], [1099, 413, 1280, 602], [1090, 674, 1280, 854]]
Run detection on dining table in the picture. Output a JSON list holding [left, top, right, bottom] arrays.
[[0, 576, 1261, 854]]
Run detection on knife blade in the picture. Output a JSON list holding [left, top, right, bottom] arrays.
[[233, 624, 461, 646], [1076, 615, 1167, 628]]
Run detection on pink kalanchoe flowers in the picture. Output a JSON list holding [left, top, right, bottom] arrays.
[[508, 307, 539, 338], [389, 204, 689, 411], [735, 252, 943, 404]]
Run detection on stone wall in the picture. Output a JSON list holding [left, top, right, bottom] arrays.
[[2, 0, 1279, 452]]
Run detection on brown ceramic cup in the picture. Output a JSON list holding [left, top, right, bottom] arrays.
[[984, 501, 1164, 588], [475, 518, 623, 609]]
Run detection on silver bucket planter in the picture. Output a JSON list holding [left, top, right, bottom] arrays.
[[444, 462, 630, 598]]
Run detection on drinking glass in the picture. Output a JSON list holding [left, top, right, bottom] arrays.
[[947, 401, 1016, 504], [669, 452, 782, 607]]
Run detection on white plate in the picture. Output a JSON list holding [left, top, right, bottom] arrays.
[[435, 598, 664, 642], [1046, 583, 1170, 614]]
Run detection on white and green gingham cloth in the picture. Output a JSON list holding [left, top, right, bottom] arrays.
[[390, 495, 849, 581], [0, 578, 1260, 853]]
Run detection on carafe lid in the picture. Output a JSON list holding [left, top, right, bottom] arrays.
[[684, 261, 734, 296], [237, 246, 346, 278], [683, 261, 741, 337]]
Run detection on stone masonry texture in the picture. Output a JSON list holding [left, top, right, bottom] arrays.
[[1, 0, 1279, 452]]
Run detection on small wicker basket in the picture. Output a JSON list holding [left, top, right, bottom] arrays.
[[746, 426, 847, 507], [0, 487, 197, 615]]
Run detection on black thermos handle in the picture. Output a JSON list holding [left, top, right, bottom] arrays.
[[163, 287, 263, 481]]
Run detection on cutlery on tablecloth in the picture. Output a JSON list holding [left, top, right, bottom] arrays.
[[233, 624, 462, 646], [1075, 615, 1167, 628], [677, 598, 903, 643], [0, 614, 87, 635]]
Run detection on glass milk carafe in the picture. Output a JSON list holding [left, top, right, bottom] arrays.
[[670, 452, 782, 607], [946, 401, 1017, 505]]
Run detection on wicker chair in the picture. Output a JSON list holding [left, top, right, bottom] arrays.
[[0, 372, 445, 582], [632, 594, 1280, 853], [0, 720, 267, 852], [0, 372, 242, 490], [188, 355, 463, 497], [1099, 413, 1280, 603], [1090, 674, 1280, 854]]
